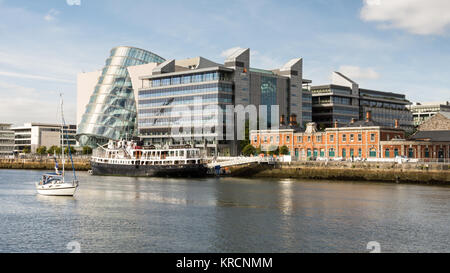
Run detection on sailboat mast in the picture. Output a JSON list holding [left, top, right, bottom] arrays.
[[60, 93, 77, 182], [60, 95, 65, 180]]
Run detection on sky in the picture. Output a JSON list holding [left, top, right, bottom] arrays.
[[0, 0, 449, 126]]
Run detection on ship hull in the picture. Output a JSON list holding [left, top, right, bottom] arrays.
[[91, 161, 208, 178]]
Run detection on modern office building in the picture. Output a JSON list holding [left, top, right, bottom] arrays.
[[0, 124, 15, 156], [12, 123, 77, 153], [134, 48, 311, 156], [311, 72, 413, 130], [408, 101, 450, 126], [76, 46, 165, 147]]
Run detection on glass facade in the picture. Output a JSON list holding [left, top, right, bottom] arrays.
[[77, 46, 165, 147], [261, 76, 277, 124], [138, 72, 233, 144]]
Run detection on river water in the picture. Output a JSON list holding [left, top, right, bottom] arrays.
[[0, 169, 449, 253]]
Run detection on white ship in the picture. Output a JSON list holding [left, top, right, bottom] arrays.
[[90, 140, 208, 177]]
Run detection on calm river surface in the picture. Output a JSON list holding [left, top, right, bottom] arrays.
[[0, 169, 449, 253]]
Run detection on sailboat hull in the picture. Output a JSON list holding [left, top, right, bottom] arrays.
[[36, 183, 78, 196]]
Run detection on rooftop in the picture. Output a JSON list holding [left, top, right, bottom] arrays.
[[410, 130, 450, 142]]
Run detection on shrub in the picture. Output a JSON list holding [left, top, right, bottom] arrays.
[[242, 144, 256, 156], [280, 146, 289, 155], [36, 146, 47, 155], [82, 146, 93, 155]]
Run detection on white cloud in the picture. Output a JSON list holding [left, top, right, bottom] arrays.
[[338, 65, 380, 80], [220, 47, 245, 58], [66, 0, 81, 6], [0, 81, 76, 126], [361, 0, 450, 35], [44, 9, 59, 22]]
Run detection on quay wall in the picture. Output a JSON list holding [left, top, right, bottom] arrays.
[[229, 161, 450, 185], [0, 158, 91, 171]]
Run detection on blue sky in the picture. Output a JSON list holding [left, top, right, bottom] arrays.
[[0, 0, 449, 125]]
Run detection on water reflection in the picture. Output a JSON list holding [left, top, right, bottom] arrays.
[[0, 169, 449, 253], [36, 195, 77, 205]]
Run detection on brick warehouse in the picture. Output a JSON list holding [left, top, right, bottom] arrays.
[[250, 111, 450, 161]]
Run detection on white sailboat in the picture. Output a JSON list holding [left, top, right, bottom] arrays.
[[36, 94, 79, 196]]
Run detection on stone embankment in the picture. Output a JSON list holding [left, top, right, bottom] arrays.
[[229, 161, 450, 185], [0, 158, 91, 171]]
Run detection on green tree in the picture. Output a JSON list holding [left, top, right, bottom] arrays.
[[239, 120, 251, 152], [22, 147, 31, 154], [82, 146, 93, 155], [36, 146, 47, 155], [280, 145, 289, 155], [256, 147, 265, 156], [64, 146, 76, 155], [47, 146, 59, 155], [241, 144, 256, 156]]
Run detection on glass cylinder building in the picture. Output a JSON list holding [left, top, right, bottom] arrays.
[[77, 46, 165, 147]]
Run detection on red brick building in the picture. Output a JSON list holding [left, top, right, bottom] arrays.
[[251, 112, 450, 161]]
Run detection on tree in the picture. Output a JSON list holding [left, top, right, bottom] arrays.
[[82, 146, 93, 155], [242, 144, 256, 156], [22, 147, 31, 154], [47, 146, 59, 155], [36, 146, 47, 155], [256, 147, 265, 156], [280, 146, 289, 155], [239, 120, 251, 152], [64, 146, 76, 155]]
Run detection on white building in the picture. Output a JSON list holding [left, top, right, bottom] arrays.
[[12, 123, 77, 153], [408, 101, 450, 126], [0, 123, 15, 156]]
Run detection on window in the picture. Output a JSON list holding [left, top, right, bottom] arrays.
[[425, 148, 430, 158], [408, 148, 414, 158], [386, 134, 390, 141], [394, 149, 399, 157], [342, 134, 347, 142], [264, 136, 268, 143], [358, 134, 362, 142], [172, 77, 181, 85], [358, 148, 362, 157], [350, 149, 354, 157], [276, 136, 280, 144], [286, 135, 290, 143], [253, 136, 258, 142], [350, 134, 354, 142], [297, 136, 302, 143], [330, 135, 334, 142], [370, 134, 375, 142], [161, 78, 171, 86], [385, 149, 390, 158], [342, 148, 346, 158], [316, 135, 322, 142], [270, 136, 274, 143], [307, 149, 312, 157], [320, 149, 325, 157], [329, 148, 335, 157], [370, 148, 377, 157], [152, 79, 161, 87], [181, 75, 191, 84], [307, 136, 311, 142], [192, 74, 203, 83]]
